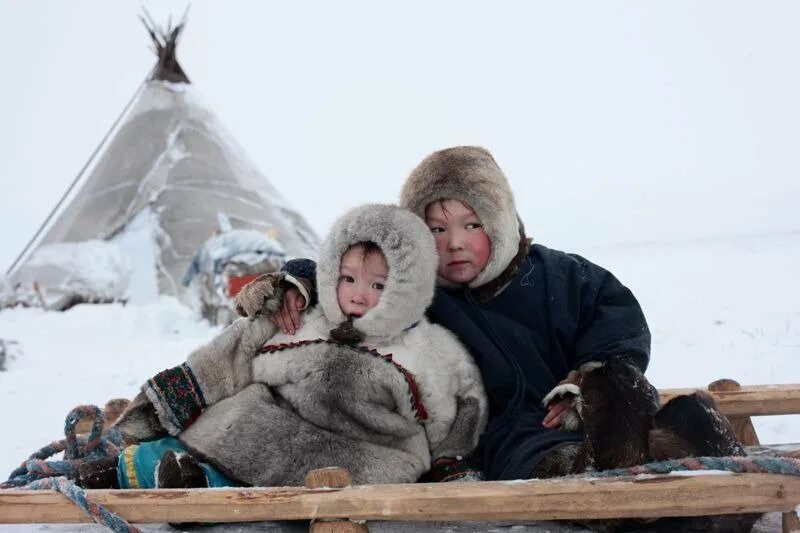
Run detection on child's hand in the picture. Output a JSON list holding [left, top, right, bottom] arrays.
[[542, 397, 574, 429], [271, 288, 306, 335]]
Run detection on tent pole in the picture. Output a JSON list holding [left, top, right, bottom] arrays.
[[5, 76, 151, 277]]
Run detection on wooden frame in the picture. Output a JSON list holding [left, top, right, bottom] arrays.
[[1, 474, 798, 524], [3, 380, 800, 531]]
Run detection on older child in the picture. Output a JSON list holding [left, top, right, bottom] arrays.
[[78, 204, 487, 489], [262, 146, 744, 482]]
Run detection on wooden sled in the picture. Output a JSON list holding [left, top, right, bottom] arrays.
[[2, 379, 799, 532]]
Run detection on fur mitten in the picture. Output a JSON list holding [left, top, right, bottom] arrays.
[[541, 361, 604, 431], [234, 272, 288, 318], [577, 359, 659, 471]]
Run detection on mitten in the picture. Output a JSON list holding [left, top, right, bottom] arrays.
[[541, 361, 603, 431], [234, 272, 287, 318]]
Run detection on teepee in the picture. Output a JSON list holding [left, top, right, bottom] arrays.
[[6, 13, 318, 306]]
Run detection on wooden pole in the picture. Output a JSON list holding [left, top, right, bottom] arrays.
[[305, 467, 368, 533], [708, 379, 760, 446], [1, 474, 799, 524], [659, 383, 800, 417]]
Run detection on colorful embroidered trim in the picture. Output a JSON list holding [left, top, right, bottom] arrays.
[[259, 339, 429, 421], [147, 362, 207, 431]]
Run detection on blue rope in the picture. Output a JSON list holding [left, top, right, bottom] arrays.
[[583, 455, 800, 478], [25, 476, 140, 533], [2, 405, 139, 531], [2, 405, 125, 488]]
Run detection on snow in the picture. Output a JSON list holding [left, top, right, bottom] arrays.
[[666, 470, 733, 477], [111, 208, 160, 304], [0, 297, 220, 477], [0, 233, 798, 532], [5, 240, 131, 310]]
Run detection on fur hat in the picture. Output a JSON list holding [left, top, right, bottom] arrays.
[[317, 204, 438, 343], [400, 146, 521, 288]]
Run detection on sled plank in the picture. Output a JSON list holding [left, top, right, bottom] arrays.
[[659, 383, 800, 417], [1, 473, 799, 524]]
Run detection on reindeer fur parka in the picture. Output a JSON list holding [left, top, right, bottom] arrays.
[[114, 205, 487, 487]]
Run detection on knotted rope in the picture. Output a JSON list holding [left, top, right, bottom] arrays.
[[2, 405, 139, 532], [3, 405, 124, 487], [23, 476, 141, 533]]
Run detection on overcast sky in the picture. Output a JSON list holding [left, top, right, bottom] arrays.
[[1, 1, 799, 272]]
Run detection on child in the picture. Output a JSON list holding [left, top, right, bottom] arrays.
[[257, 146, 744, 483], [77, 204, 487, 489]]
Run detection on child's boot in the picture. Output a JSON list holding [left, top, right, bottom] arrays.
[[75, 456, 120, 489], [649, 390, 745, 459], [156, 450, 208, 489], [641, 391, 760, 532]]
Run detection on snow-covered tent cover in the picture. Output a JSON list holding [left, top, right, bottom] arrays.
[[5, 13, 318, 308]]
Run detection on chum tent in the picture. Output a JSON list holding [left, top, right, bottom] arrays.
[[5, 13, 318, 307]]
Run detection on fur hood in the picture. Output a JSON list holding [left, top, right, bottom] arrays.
[[400, 146, 521, 289], [317, 204, 438, 344]]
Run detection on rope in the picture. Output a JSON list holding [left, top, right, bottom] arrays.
[[583, 455, 800, 478], [2, 405, 124, 487], [2, 405, 140, 532], [24, 476, 141, 533]]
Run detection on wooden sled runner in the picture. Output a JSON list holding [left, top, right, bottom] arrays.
[[2, 379, 800, 532]]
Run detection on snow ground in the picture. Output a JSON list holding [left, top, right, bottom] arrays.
[[0, 233, 798, 532]]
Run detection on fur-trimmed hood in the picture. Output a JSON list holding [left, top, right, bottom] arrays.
[[317, 204, 438, 344], [400, 146, 521, 289]]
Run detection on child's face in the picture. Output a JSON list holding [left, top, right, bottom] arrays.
[[424, 199, 492, 284], [336, 246, 388, 318]]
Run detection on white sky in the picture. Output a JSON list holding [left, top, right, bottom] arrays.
[[1, 1, 799, 272]]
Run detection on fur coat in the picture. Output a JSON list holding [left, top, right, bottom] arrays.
[[114, 205, 487, 486]]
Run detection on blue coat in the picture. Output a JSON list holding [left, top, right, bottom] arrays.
[[283, 243, 650, 480], [426, 244, 650, 480]]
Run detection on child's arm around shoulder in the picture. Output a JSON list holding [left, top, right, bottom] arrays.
[[421, 323, 488, 461]]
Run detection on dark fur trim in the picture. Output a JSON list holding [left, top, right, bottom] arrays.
[[471, 223, 531, 304], [329, 318, 364, 345]]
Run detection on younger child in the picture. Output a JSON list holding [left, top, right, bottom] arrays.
[[78, 204, 487, 489]]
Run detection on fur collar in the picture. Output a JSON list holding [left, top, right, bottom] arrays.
[[470, 226, 532, 304], [316, 204, 438, 345]]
